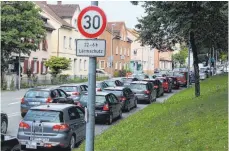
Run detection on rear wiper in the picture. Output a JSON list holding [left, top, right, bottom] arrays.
[[35, 96, 43, 98]]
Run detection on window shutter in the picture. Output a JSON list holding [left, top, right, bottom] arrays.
[[45, 39, 48, 50], [42, 39, 45, 50], [24, 60, 28, 74], [41, 61, 43, 74], [37, 61, 39, 73], [31, 60, 34, 73]]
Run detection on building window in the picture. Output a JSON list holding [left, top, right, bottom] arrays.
[[63, 36, 66, 48], [115, 62, 118, 69], [42, 38, 48, 51], [120, 47, 122, 55], [119, 62, 122, 70], [124, 48, 126, 56], [41, 59, 47, 74], [75, 39, 77, 50], [100, 61, 105, 69], [84, 60, 87, 70], [79, 59, 82, 71], [116, 46, 118, 55], [69, 37, 72, 49], [32, 59, 39, 74]]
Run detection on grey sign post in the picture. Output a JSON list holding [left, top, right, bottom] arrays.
[[76, 2, 107, 150]]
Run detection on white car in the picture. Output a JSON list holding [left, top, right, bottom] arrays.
[[216, 69, 224, 75], [199, 72, 207, 80], [96, 69, 110, 77], [223, 66, 229, 73]]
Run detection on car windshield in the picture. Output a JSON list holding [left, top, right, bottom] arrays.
[[59, 86, 78, 92], [122, 78, 133, 83], [24, 110, 63, 122], [174, 72, 183, 77], [80, 95, 106, 104], [105, 81, 116, 87], [104, 89, 123, 96], [25, 90, 50, 98], [129, 84, 147, 90], [96, 83, 101, 88]]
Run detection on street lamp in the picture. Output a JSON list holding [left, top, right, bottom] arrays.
[[110, 23, 115, 78]]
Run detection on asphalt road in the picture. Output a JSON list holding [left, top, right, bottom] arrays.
[[1, 85, 185, 150]]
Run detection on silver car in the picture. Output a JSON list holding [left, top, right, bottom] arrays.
[[17, 104, 86, 150]]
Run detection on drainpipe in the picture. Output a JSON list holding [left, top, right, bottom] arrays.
[[57, 28, 60, 57]]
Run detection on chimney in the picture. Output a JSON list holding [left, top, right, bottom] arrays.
[[57, 1, 62, 5]]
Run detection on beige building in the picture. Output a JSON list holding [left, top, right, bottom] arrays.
[[127, 29, 154, 75]]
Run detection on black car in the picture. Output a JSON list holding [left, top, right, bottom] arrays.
[[1, 112, 8, 134], [143, 79, 164, 97], [104, 80, 124, 87], [103, 87, 137, 112], [79, 92, 122, 124], [21, 87, 74, 117]]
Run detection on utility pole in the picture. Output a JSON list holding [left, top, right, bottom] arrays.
[[18, 50, 21, 90], [85, 3, 97, 151]]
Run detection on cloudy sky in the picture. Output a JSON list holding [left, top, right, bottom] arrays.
[[47, 1, 146, 29]]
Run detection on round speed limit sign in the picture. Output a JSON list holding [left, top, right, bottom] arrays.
[[77, 6, 107, 38]]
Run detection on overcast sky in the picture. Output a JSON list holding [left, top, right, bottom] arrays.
[[47, 1, 146, 29]]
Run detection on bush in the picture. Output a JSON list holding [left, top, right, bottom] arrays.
[[113, 71, 119, 77]]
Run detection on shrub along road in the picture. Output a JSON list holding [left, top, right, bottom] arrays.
[[76, 74, 228, 151]]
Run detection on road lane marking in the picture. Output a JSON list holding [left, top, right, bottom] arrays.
[[8, 112, 21, 117], [8, 101, 20, 105]]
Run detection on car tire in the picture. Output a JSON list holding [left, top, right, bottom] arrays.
[[153, 96, 157, 102], [66, 135, 75, 151], [148, 96, 152, 104], [107, 114, 113, 125], [161, 92, 164, 96], [126, 103, 131, 112], [1, 118, 8, 134], [134, 99, 138, 108]]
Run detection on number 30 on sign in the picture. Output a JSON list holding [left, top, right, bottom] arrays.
[[77, 6, 107, 38]]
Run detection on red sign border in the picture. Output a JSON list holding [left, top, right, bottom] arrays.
[[77, 6, 107, 38]]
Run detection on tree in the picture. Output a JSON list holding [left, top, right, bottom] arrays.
[[172, 47, 188, 67], [132, 1, 228, 97], [1, 1, 46, 83], [44, 56, 71, 77]]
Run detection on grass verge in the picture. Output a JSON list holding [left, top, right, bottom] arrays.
[[75, 74, 228, 151]]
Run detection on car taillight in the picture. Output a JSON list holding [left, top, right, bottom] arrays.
[[21, 98, 25, 104], [97, 88, 102, 91], [52, 124, 69, 131], [46, 97, 52, 103], [144, 90, 150, 94], [153, 85, 158, 89], [72, 92, 80, 96], [165, 82, 168, 85], [19, 122, 30, 129], [103, 104, 109, 111], [120, 97, 126, 101]]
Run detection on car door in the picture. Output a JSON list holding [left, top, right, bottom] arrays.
[[80, 85, 88, 94], [102, 82, 109, 90], [151, 82, 157, 99], [146, 83, 153, 98], [107, 94, 117, 118], [57, 89, 72, 103], [50, 89, 61, 103], [127, 88, 135, 108], [67, 107, 81, 143], [110, 94, 120, 118], [75, 106, 86, 141]]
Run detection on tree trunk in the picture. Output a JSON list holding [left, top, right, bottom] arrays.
[[189, 31, 200, 97]]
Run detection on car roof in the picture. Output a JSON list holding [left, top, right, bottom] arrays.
[[59, 84, 83, 87], [143, 79, 156, 81], [84, 92, 109, 96], [131, 81, 148, 84], [30, 103, 74, 111], [104, 86, 125, 90], [27, 87, 58, 91]]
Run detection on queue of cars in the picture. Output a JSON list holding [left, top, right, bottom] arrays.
[[12, 71, 186, 150]]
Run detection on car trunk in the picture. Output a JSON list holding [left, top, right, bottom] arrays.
[[24, 98, 48, 107]]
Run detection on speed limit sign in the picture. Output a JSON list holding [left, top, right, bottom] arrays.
[[77, 6, 107, 38]]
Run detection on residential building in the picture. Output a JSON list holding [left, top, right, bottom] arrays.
[[127, 29, 154, 75], [97, 22, 132, 76], [154, 49, 173, 71]]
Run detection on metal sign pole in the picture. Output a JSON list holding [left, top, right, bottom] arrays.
[[85, 2, 97, 151]]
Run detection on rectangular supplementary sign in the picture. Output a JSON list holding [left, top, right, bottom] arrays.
[[76, 39, 106, 57]]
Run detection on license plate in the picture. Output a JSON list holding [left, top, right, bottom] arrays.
[[26, 141, 37, 149], [31, 138, 49, 142], [29, 102, 41, 105]]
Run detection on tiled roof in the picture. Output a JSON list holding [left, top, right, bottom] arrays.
[[35, 1, 73, 28], [47, 4, 79, 18], [107, 22, 125, 32]]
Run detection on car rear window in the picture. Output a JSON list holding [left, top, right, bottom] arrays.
[[80, 95, 106, 104], [129, 83, 147, 90], [122, 78, 133, 83], [25, 90, 50, 98], [96, 83, 101, 88], [59, 86, 78, 92], [24, 110, 63, 123]]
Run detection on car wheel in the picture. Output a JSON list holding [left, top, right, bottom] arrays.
[[148, 96, 152, 104], [107, 114, 113, 125], [126, 103, 131, 112], [1, 118, 7, 134], [134, 99, 138, 108], [67, 135, 75, 151], [153, 96, 157, 102], [161, 92, 164, 96]]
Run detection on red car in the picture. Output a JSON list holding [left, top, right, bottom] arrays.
[[174, 72, 187, 87], [156, 77, 172, 93]]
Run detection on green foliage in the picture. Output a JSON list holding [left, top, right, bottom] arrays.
[[75, 74, 228, 151], [172, 47, 188, 67], [1, 1, 46, 73], [113, 71, 119, 77], [44, 56, 71, 76], [220, 52, 228, 62]]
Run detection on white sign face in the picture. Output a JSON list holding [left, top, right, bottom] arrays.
[[76, 39, 106, 57], [81, 11, 103, 34]]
